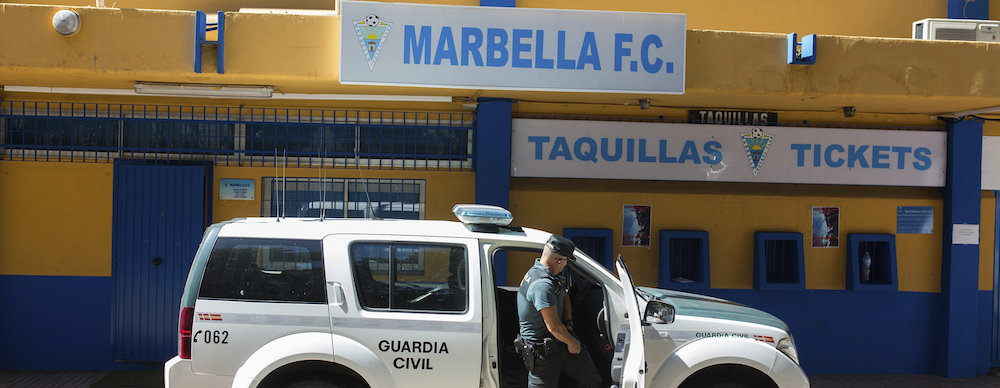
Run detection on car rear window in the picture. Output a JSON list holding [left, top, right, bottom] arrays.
[[199, 237, 326, 303]]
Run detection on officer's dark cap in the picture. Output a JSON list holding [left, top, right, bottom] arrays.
[[547, 235, 576, 261]]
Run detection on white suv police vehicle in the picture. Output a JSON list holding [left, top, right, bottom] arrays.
[[165, 205, 809, 388]]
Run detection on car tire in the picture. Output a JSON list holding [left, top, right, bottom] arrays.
[[702, 382, 751, 388], [680, 366, 776, 388], [284, 378, 344, 388]]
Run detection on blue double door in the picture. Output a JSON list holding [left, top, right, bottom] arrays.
[[111, 162, 209, 362]]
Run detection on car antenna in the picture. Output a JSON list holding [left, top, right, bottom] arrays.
[[354, 125, 378, 220], [282, 149, 287, 219], [319, 146, 326, 221], [274, 147, 280, 222]]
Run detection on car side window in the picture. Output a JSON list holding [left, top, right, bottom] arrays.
[[199, 237, 326, 303], [350, 242, 467, 313]]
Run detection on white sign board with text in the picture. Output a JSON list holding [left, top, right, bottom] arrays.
[[511, 119, 947, 187], [340, 1, 685, 94], [953, 224, 980, 245], [220, 179, 255, 200]]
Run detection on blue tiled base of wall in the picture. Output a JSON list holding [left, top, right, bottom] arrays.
[[0, 275, 995, 375], [0, 275, 158, 370], [701, 289, 994, 375], [981, 291, 995, 373]]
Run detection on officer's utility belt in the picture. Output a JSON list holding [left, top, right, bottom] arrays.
[[514, 335, 561, 372]]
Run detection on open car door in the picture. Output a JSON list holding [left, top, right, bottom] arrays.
[[613, 255, 646, 388]]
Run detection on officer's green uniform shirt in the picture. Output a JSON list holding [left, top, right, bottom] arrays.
[[517, 259, 565, 342]]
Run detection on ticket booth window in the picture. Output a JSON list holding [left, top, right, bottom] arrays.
[[754, 232, 805, 290], [846, 233, 897, 291], [658, 230, 710, 290], [563, 228, 613, 270]]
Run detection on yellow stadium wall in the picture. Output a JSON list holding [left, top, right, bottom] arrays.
[[515, 0, 945, 38], [12, 0, 947, 38], [0, 160, 473, 277], [509, 179, 944, 291], [6, 2, 1000, 122], [0, 161, 114, 276], [2, 0, 996, 375], [981, 191, 996, 292]]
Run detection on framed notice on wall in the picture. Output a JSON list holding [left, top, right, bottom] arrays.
[[220, 179, 255, 200], [897, 206, 934, 234], [622, 205, 651, 247], [811, 206, 839, 248]]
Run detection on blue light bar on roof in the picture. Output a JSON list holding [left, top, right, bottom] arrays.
[[452, 204, 513, 226]]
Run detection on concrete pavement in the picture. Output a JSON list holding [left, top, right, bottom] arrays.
[[2, 370, 1000, 388]]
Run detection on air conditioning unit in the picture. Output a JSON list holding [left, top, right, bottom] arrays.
[[912, 18, 999, 42]]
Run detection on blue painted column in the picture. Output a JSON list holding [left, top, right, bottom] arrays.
[[475, 98, 513, 285], [941, 119, 983, 377], [948, 0, 989, 19]]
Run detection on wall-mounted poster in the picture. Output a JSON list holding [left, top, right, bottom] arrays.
[[812, 206, 840, 248], [623, 205, 651, 247]]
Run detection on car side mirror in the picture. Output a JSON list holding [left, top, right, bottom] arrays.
[[643, 300, 675, 325]]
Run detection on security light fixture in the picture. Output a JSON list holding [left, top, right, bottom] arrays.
[[52, 9, 80, 36], [134, 82, 274, 98]]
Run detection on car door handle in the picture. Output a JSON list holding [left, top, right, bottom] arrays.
[[327, 281, 345, 305]]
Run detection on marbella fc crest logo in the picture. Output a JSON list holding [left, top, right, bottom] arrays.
[[741, 127, 772, 178], [353, 14, 392, 71]]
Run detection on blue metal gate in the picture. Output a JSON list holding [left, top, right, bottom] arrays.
[[112, 162, 206, 361]]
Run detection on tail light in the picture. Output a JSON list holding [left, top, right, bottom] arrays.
[[179, 307, 194, 359]]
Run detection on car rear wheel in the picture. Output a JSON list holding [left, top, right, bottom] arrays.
[[701, 382, 751, 388], [679, 365, 777, 388], [284, 378, 344, 388]]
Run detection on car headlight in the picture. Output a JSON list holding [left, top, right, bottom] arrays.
[[777, 336, 799, 365]]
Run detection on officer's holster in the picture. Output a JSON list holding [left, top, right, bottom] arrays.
[[513, 335, 536, 372]]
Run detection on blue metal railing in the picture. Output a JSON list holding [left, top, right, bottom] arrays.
[[1, 102, 473, 170], [515, 113, 944, 131]]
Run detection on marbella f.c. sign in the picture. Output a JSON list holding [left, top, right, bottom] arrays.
[[353, 14, 393, 71], [741, 127, 772, 177], [339, 1, 686, 94]]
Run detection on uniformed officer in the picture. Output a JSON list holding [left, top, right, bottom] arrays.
[[516, 235, 601, 388]]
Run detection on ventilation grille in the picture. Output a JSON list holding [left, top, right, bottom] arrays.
[[935, 27, 977, 41]]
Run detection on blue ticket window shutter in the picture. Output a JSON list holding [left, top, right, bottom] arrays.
[[754, 232, 805, 291], [846, 233, 898, 291], [659, 230, 710, 290]]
